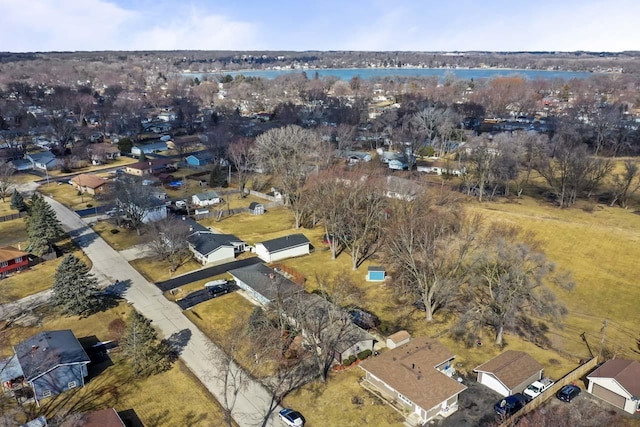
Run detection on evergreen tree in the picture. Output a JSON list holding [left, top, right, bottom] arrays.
[[10, 189, 27, 212], [52, 254, 101, 316], [138, 151, 146, 162], [25, 193, 65, 256], [120, 310, 167, 376]]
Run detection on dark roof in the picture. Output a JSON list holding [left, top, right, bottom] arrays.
[[126, 158, 174, 171], [588, 359, 640, 398], [368, 266, 385, 272], [14, 330, 90, 382], [229, 263, 302, 302], [360, 338, 467, 411], [187, 231, 243, 257], [249, 202, 264, 209], [181, 216, 209, 233], [258, 234, 310, 253], [187, 151, 214, 162], [474, 351, 543, 390]]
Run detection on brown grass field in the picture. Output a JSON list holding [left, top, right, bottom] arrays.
[[129, 256, 202, 283], [39, 182, 105, 211], [1, 303, 228, 426], [0, 217, 27, 247], [91, 220, 150, 251]]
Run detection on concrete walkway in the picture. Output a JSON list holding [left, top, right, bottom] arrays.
[[44, 196, 279, 427], [118, 243, 155, 261]]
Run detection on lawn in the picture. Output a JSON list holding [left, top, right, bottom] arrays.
[[129, 256, 202, 283], [1, 302, 228, 427], [47, 156, 137, 178], [92, 220, 148, 251], [39, 182, 104, 211], [203, 206, 296, 244], [0, 237, 91, 304], [282, 369, 405, 427], [0, 199, 19, 216], [0, 217, 27, 247]]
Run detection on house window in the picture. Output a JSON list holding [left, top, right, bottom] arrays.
[[68, 381, 77, 389], [42, 389, 52, 398], [398, 393, 413, 406], [0, 261, 7, 267], [15, 257, 23, 263]]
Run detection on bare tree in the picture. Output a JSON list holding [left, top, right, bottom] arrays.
[[457, 225, 572, 346], [253, 125, 324, 228], [109, 176, 159, 235], [146, 216, 192, 272], [386, 190, 480, 321], [227, 138, 255, 197], [464, 137, 497, 202], [610, 159, 640, 209], [0, 161, 16, 202]]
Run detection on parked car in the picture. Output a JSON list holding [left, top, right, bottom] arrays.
[[524, 377, 555, 400], [278, 408, 305, 427], [494, 393, 528, 417], [556, 384, 581, 402], [175, 200, 187, 208], [206, 284, 230, 298]]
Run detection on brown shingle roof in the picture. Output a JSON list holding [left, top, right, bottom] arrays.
[[588, 359, 640, 398], [360, 338, 466, 411], [0, 246, 28, 263], [126, 158, 174, 170], [61, 408, 125, 427], [474, 351, 543, 389], [70, 173, 108, 189]]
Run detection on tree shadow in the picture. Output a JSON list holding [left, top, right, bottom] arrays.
[[79, 335, 116, 379], [118, 408, 145, 427], [66, 225, 99, 248], [161, 328, 192, 364], [102, 279, 132, 298]]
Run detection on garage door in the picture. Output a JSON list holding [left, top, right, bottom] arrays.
[[592, 383, 626, 409]]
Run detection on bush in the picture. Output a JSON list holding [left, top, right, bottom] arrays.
[[357, 349, 372, 360], [110, 229, 120, 234], [343, 355, 357, 366], [86, 204, 93, 208], [108, 318, 126, 340]]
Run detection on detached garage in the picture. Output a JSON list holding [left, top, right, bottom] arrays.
[[474, 351, 543, 397], [255, 234, 310, 263], [587, 359, 640, 414]]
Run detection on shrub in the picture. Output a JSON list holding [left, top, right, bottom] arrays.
[[110, 229, 120, 234], [357, 349, 372, 360], [108, 318, 126, 340], [86, 204, 93, 208], [343, 355, 357, 366]]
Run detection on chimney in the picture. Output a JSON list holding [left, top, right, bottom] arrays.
[[412, 363, 415, 369]]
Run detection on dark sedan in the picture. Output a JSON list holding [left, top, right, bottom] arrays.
[[556, 384, 581, 402]]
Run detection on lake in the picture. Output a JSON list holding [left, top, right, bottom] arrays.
[[185, 67, 597, 81]]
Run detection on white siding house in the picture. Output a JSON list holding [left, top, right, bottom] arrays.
[[192, 191, 221, 207], [254, 234, 310, 263]]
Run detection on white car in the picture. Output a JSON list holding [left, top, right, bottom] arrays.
[[278, 408, 305, 427]]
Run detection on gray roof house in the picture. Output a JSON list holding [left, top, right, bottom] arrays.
[[1, 330, 91, 405], [187, 231, 246, 265], [254, 233, 310, 263], [26, 151, 61, 171], [229, 263, 303, 305]]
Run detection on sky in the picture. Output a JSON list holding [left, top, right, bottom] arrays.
[[1, 0, 639, 53]]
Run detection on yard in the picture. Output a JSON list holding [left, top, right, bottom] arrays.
[[0, 237, 91, 304], [1, 302, 228, 427], [202, 206, 296, 244], [39, 182, 105, 211], [92, 220, 149, 251], [0, 217, 27, 247], [47, 156, 137, 178], [129, 255, 202, 283], [0, 199, 20, 216]]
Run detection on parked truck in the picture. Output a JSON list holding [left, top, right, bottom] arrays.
[[524, 377, 555, 400]]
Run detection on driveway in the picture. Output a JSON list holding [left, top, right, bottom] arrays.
[[156, 257, 261, 291], [44, 196, 280, 427], [175, 283, 238, 310], [437, 376, 503, 427]]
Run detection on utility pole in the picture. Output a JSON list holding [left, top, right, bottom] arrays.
[[598, 319, 608, 359], [580, 332, 594, 359]]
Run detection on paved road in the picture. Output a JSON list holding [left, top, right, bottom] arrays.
[[45, 196, 280, 427], [156, 257, 261, 291]]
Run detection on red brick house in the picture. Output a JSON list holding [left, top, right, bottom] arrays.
[[0, 246, 29, 278]]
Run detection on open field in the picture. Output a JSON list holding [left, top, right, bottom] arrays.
[[1, 302, 228, 427], [129, 256, 202, 283], [0, 217, 27, 247], [282, 369, 405, 427], [91, 220, 149, 251], [39, 182, 105, 211], [0, 237, 91, 303]]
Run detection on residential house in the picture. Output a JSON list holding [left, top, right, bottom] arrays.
[[138, 199, 167, 223], [474, 351, 543, 397], [124, 158, 178, 177], [88, 143, 120, 165], [0, 246, 29, 278], [131, 141, 168, 157], [587, 359, 640, 414], [60, 408, 126, 427], [360, 338, 467, 424], [0, 330, 90, 405], [70, 174, 109, 196], [386, 330, 411, 350], [9, 158, 34, 172], [185, 151, 215, 168], [26, 152, 60, 171], [187, 230, 246, 265], [385, 176, 421, 201], [192, 191, 221, 207], [416, 160, 465, 176], [248, 202, 265, 215], [254, 234, 310, 263], [229, 263, 303, 306]]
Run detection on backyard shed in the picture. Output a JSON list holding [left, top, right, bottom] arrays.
[[248, 202, 265, 215], [386, 330, 411, 349]]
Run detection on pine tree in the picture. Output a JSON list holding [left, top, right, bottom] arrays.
[[120, 310, 166, 376], [25, 193, 65, 256], [10, 189, 27, 212], [138, 151, 146, 162], [52, 254, 101, 316]]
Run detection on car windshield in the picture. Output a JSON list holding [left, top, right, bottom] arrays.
[[527, 385, 540, 393]]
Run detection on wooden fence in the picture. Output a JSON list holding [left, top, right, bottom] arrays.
[[498, 357, 600, 426], [0, 211, 27, 223]]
